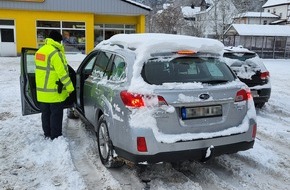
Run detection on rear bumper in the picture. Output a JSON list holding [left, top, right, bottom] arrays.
[[115, 140, 255, 164]]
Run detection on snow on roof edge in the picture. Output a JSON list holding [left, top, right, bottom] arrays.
[[228, 24, 290, 37], [262, 0, 290, 8], [122, 0, 152, 11], [234, 12, 279, 18]]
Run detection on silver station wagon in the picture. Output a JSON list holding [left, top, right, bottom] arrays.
[[20, 33, 257, 168]]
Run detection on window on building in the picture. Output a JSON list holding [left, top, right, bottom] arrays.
[[0, 19, 14, 25], [1, 29, 14, 42], [94, 24, 136, 46], [36, 20, 86, 53]]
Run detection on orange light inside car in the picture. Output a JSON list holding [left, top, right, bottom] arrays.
[[177, 50, 197, 55]]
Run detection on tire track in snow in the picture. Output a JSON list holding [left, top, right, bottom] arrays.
[[172, 161, 240, 190], [63, 117, 124, 190], [64, 117, 203, 189], [63, 111, 290, 190], [64, 117, 149, 190]]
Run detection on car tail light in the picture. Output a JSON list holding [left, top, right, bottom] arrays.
[[120, 91, 145, 108], [260, 71, 270, 80], [120, 90, 167, 108], [252, 124, 257, 139], [235, 89, 252, 102], [158, 96, 168, 106], [137, 137, 147, 152]]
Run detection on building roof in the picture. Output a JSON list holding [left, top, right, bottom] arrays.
[[263, 0, 290, 8], [234, 12, 279, 19], [182, 6, 201, 17], [270, 19, 287, 24], [0, 0, 151, 15], [225, 24, 290, 37]]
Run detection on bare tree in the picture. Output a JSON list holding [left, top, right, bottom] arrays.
[[205, 0, 238, 40], [153, 4, 184, 34], [141, 0, 167, 32]]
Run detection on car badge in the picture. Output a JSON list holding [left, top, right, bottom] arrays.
[[199, 93, 210, 100]]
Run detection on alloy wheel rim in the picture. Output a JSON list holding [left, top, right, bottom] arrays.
[[99, 123, 109, 159]]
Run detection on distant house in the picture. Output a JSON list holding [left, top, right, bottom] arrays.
[[224, 24, 290, 58], [181, 0, 237, 39], [191, 0, 211, 11], [233, 12, 279, 25], [262, 0, 290, 25]]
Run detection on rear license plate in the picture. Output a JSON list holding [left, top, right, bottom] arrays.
[[181, 105, 222, 120], [251, 90, 259, 97]]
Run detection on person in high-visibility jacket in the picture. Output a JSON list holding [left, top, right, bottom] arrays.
[[35, 30, 74, 140]]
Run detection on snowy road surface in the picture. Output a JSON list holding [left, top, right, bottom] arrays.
[[0, 55, 290, 190]]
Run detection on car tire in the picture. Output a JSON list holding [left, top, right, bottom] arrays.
[[67, 108, 79, 119], [97, 115, 124, 168], [255, 102, 266, 109]]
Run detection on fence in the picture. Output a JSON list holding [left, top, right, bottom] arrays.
[[224, 35, 290, 59]]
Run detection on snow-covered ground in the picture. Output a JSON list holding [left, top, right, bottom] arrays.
[[0, 55, 290, 190]]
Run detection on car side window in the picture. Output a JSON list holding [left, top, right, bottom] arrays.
[[109, 55, 126, 81], [27, 53, 36, 74], [82, 56, 97, 75], [92, 51, 112, 78]]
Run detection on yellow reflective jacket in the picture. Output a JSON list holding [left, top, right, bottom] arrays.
[[35, 38, 74, 103]]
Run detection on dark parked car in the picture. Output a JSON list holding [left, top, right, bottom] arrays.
[[20, 34, 257, 168], [223, 46, 271, 108]]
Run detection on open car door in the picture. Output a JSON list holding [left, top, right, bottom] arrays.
[[20, 47, 76, 116]]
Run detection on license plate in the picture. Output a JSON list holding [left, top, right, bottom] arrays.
[[181, 105, 222, 120], [251, 90, 259, 97]]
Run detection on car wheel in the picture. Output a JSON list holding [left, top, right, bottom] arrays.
[[67, 108, 79, 119], [97, 115, 124, 168], [255, 102, 265, 109]]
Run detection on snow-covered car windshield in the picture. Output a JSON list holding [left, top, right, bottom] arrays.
[[142, 56, 235, 85]]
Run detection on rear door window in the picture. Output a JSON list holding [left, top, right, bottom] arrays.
[[108, 55, 126, 81], [92, 51, 112, 78]]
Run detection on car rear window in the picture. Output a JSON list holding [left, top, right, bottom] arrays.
[[141, 56, 236, 85], [223, 52, 256, 61]]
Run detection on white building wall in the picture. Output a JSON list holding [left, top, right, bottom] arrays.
[[197, 0, 238, 39], [248, 17, 279, 25], [265, 5, 288, 19]]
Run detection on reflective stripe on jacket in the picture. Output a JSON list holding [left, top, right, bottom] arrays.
[[35, 38, 74, 103]]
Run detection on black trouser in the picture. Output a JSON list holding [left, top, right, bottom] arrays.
[[39, 102, 64, 140]]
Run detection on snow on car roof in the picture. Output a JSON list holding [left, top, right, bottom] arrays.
[[97, 33, 224, 56]]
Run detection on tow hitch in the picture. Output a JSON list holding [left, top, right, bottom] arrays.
[[201, 145, 214, 162]]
